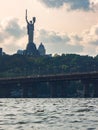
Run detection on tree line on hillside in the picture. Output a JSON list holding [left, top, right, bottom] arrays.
[[0, 54, 98, 77]]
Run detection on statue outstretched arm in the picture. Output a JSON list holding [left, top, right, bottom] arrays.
[[25, 9, 29, 24], [33, 17, 36, 24]]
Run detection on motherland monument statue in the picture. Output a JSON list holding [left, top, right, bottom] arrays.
[[25, 9, 36, 43], [25, 9, 39, 56]]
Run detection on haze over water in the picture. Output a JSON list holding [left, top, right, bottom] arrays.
[[0, 98, 98, 130]]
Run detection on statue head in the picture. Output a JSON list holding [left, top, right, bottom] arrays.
[[30, 21, 32, 24]]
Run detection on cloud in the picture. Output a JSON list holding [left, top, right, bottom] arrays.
[[37, 23, 98, 56], [95, 28, 98, 35], [0, 31, 5, 42], [37, 29, 83, 54], [83, 24, 98, 45], [0, 26, 9, 43], [39, 0, 64, 8], [0, 18, 26, 42], [90, 40, 98, 46], [4, 19, 26, 39], [0, 18, 26, 54], [65, 44, 83, 53], [76, 23, 98, 56], [38, 29, 70, 43], [72, 35, 83, 42], [39, 0, 93, 11], [90, 0, 98, 10]]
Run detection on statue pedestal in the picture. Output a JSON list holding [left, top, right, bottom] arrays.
[[25, 42, 39, 56]]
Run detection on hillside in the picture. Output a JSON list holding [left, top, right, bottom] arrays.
[[0, 54, 98, 78]]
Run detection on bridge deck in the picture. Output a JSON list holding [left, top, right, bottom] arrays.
[[0, 72, 98, 84]]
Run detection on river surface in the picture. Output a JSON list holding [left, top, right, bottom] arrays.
[[0, 98, 98, 130]]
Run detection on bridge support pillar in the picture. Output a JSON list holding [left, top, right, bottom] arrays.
[[31, 82, 38, 98], [82, 80, 90, 98], [50, 81, 57, 98], [22, 84, 28, 98], [5, 84, 12, 97], [22, 82, 38, 98], [0, 84, 11, 97], [92, 80, 98, 97], [50, 81, 68, 98], [60, 81, 68, 97]]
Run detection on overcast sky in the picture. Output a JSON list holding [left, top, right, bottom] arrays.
[[0, 0, 98, 56]]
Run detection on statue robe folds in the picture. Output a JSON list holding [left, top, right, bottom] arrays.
[[27, 23, 34, 43]]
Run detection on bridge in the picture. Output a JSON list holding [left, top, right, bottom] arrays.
[[0, 72, 98, 98]]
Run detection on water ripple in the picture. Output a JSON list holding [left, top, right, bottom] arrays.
[[0, 98, 98, 130]]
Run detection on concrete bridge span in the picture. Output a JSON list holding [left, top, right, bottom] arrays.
[[0, 72, 98, 98]]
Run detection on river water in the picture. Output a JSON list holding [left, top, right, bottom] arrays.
[[0, 98, 98, 130]]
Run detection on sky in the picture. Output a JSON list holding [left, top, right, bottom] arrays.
[[0, 0, 98, 56]]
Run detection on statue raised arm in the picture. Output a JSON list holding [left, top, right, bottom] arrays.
[[25, 9, 36, 43], [33, 17, 36, 24], [25, 9, 29, 24]]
